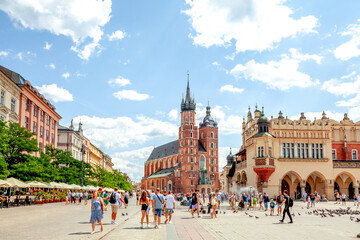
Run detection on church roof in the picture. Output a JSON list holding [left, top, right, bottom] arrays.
[[143, 167, 175, 179], [199, 104, 218, 129], [146, 139, 207, 162]]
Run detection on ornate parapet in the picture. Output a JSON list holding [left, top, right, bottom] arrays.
[[236, 160, 247, 169], [333, 160, 360, 168]]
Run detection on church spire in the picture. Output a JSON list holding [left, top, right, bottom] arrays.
[[181, 72, 196, 112]]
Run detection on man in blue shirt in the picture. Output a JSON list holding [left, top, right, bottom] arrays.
[[152, 188, 164, 229]]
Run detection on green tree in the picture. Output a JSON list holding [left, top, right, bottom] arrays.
[[0, 121, 38, 169]]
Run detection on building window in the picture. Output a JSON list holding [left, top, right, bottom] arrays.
[[40, 126, 43, 137], [282, 143, 294, 158], [211, 132, 214, 138], [190, 132, 193, 138], [39, 142, 43, 152], [25, 99, 30, 111], [52, 119, 55, 129], [190, 125, 193, 130], [32, 122, 37, 133], [11, 98, 16, 112], [51, 133, 54, 144], [40, 111, 44, 121], [352, 150, 358, 160], [25, 116, 29, 129], [46, 116, 50, 125], [46, 130, 49, 141], [210, 142, 214, 148], [258, 146, 264, 157], [0, 90, 4, 105], [311, 144, 323, 159], [33, 105, 37, 116], [332, 149, 336, 160]]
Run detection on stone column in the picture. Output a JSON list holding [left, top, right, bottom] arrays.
[[325, 180, 334, 201], [355, 186, 359, 197]]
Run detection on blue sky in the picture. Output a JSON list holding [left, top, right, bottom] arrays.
[[1, 0, 360, 181]]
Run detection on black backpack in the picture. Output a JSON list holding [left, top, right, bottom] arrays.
[[191, 193, 197, 205], [288, 197, 293, 207], [109, 192, 116, 204]]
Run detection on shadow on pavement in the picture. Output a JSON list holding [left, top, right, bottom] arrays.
[[68, 232, 91, 235]]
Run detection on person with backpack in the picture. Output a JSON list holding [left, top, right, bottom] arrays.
[[191, 189, 201, 218], [110, 187, 126, 225], [152, 188, 164, 229], [279, 190, 293, 223]]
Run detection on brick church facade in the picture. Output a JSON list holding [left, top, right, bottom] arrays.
[[141, 77, 220, 193]]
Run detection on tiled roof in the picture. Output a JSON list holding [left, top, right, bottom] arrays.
[[146, 139, 207, 162], [143, 167, 175, 179]]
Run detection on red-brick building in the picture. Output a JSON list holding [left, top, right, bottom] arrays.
[[141, 78, 220, 193]]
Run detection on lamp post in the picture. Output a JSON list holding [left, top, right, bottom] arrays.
[[81, 144, 85, 187]]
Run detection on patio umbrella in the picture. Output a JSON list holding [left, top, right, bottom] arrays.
[[6, 178, 29, 188], [0, 179, 11, 187], [26, 181, 48, 188]]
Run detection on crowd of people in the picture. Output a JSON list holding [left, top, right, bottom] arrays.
[[85, 187, 360, 234]]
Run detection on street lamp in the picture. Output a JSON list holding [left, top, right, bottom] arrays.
[[81, 144, 85, 187]]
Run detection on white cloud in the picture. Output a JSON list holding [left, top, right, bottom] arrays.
[[36, 84, 73, 102], [220, 84, 244, 94], [0, 51, 8, 57], [289, 111, 344, 122], [0, 0, 112, 60], [230, 49, 321, 90], [168, 109, 178, 121], [322, 76, 360, 98], [48, 63, 56, 69], [108, 30, 126, 41], [113, 90, 150, 101], [16, 51, 36, 61], [43, 42, 52, 50], [197, 105, 243, 135], [73, 115, 178, 150], [341, 71, 356, 79], [212, 61, 220, 66], [108, 76, 131, 87], [62, 72, 70, 79], [184, 0, 317, 53], [111, 146, 154, 182], [334, 20, 360, 61]]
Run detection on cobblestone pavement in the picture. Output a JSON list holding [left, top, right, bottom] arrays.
[[0, 198, 359, 240]]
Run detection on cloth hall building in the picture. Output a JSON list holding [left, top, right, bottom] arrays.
[[141, 78, 220, 193], [223, 107, 360, 200]]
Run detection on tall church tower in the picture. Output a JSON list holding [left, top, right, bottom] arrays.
[[178, 73, 198, 192], [199, 103, 218, 179]]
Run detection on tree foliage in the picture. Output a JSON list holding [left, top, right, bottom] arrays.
[[0, 120, 133, 190]]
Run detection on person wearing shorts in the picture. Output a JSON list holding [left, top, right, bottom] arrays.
[[191, 189, 200, 218], [152, 188, 164, 229], [164, 191, 175, 224], [110, 188, 126, 225]]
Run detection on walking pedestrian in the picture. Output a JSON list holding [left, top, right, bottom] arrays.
[[75, 190, 80, 205], [103, 191, 109, 211], [139, 191, 150, 228], [152, 188, 164, 229], [357, 194, 360, 208], [90, 191, 104, 234], [276, 191, 283, 216], [109, 187, 126, 225], [210, 193, 219, 218], [191, 189, 201, 218], [341, 193, 346, 206], [84, 191, 88, 205], [164, 191, 175, 224], [263, 192, 269, 211], [71, 191, 76, 204], [124, 191, 129, 208], [279, 190, 293, 224]]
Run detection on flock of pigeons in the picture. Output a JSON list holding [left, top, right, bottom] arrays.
[[213, 206, 360, 223], [303, 207, 360, 223]]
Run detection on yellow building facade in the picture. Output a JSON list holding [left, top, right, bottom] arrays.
[[223, 107, 360, 200]]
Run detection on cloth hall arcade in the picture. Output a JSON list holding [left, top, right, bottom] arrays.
[[223, 106, 360, 200]]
